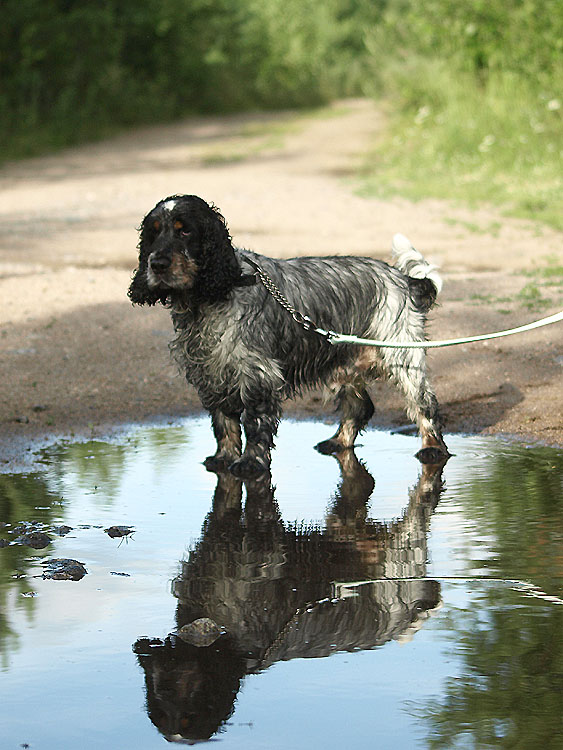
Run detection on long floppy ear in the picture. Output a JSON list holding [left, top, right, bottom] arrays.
[[128, 233, 168, 306], [195, 203, 242, 303]]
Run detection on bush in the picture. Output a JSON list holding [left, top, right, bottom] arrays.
[[359, 0, 563, 228], [0, 0, 372, 159]]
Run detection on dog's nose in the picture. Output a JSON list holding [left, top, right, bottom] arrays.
[[150, 255, 171, 273]]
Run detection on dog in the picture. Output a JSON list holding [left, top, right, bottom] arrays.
[[128, 194, 447, 478]]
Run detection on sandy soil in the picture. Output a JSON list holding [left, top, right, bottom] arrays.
[[1, 99, 562, 468]]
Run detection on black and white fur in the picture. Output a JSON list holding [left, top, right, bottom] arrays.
[[129, 195, 448, 478]]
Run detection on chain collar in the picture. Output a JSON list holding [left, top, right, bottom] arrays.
[[243, 257, 329, 338]]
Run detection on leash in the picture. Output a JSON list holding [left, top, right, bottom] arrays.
[[317, 310, 563, 349], [245, 258, 563, 349]]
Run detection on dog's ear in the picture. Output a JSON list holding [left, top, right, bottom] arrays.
[[196, 203, 242, 303], [128, 232, 167, 306], [128, 264, 157, 305]]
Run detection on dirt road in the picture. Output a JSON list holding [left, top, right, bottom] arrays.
[[1, 99, 562, 467]]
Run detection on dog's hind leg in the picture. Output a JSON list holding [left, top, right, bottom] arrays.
[[316, 384, 374, 455], [204, 411, 242, 473], [383, 349, 448, 457]]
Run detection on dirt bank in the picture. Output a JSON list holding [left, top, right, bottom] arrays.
[[1, 99, 562, 468]]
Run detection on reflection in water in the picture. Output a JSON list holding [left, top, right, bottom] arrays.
[[419, 446, 563, 749], [2, 424, 562, 749], [134, 451, 446, 742], [45, 426, 192, 501], [421, 588, 563, 748], [0, 474, 63, 661], [457, 447, 563, 595]]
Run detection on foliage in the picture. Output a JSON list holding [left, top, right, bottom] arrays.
[[0, 0, 373, 158], [424, 597, 563, 749], [359, 0, 563, 228]]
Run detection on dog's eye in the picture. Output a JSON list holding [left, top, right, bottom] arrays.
[[152, 219, 161, 231], [174, 220, 192, 239]]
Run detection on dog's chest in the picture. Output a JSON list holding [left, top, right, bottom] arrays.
[[170, 308, 283, 406], [172, 313, 240, 382]]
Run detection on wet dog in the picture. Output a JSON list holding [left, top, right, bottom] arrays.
[[128, 194, 447, 477]]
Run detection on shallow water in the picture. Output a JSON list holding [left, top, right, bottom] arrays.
[[1, 418, 562, 749]]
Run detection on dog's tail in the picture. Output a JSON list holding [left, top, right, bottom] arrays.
[[391, 233, 442, 311]]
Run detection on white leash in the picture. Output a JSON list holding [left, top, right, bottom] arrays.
[[246, 258, 563, 349], [316, 309, 563, 349]]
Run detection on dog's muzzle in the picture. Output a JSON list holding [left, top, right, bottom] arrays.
[[147, 248, 198, 290], [149, 253, 172, 275]]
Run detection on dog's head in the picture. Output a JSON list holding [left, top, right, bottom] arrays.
[[128, 195, 242, 306]]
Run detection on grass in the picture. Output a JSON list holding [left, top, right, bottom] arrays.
[[523, 256, 563, 283], [199, 122, 297, 166], [466, 256, 563, 313], [516, 283, 552, 311], [444, 217, 503, 237], [199, 128, 291, 165], [517, 257, 563, 310], [360, 66, 563, 231], [468, 285, 556, 313]]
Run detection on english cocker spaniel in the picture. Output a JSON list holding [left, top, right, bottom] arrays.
[[128, 194, 448, 477]]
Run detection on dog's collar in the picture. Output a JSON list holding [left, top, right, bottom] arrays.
[[234, 256, 259, 287], [234, 272, 257, 287]]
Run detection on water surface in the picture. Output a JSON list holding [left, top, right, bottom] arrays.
[[1, 419, 562, 749]]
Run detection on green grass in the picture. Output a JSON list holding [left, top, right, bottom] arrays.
[[516, 257, 563, 310], [516, 283, 553, 311], [360, 67, 563, 231], [466, 258, 563, 312], [444, 217, 502, 237], [523, 256, 563, 282]]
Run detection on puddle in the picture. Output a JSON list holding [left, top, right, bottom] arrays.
[[1, 418, 562, 749]]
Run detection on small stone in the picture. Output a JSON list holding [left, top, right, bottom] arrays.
[[52, 525, 73, 536], [16, 531, 51, 549], [105, 525, 134, 538], [173, 618, 224, 647], [42, 558, 87, 581]]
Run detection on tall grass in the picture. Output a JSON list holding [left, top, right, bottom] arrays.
[[359, 0, 563, 229]]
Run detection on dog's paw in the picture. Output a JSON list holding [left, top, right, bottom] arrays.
[[229, 456, 268, 479], [315, 438, 346, 455], [203, 455, 234, 473], [415, 446, 451, 465]]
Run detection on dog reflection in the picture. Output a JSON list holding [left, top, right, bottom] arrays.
[[134, 453, 445, 742]]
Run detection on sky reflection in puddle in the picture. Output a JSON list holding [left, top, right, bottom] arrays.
[[1, 418, 562, 749]]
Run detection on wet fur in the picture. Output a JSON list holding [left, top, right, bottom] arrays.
[[129, 194, 447, 477]]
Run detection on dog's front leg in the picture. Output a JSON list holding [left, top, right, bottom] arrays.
[[229, 398, 281, 479], [204, 411, 242, 473]]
